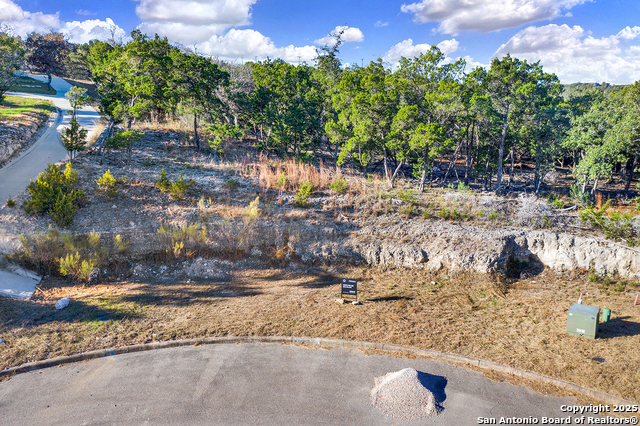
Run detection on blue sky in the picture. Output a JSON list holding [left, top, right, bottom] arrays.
[[1, 0, 639, 84]]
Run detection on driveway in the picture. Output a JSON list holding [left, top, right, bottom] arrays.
[[0, 75, 101, 205], [0, 343, 606, 426]]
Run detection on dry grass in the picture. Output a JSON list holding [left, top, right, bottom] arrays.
[[1, 266, 639, 404], [251, 153, 336, 192]]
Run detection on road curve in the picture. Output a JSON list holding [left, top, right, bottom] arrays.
[[0, 75, 101, 205], [0, 342, 604, 426]]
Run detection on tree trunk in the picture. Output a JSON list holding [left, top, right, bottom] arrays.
[[193, 115, 200, 154], [444, 134, 464, 184], [508, 147, 514, 188], [625, 154, 638, 192], [495, 104, 510, 194], [383, 146, 391, 188], [46, 70, 52, 91], [419, 146, 430, 192]]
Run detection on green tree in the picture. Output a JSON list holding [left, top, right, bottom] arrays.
[[250, 58, 323, 157], [168, 50, 229, 153], [65, 86, 92, 120], [0, 29, 25, 101], [61, 118, 88, 159]]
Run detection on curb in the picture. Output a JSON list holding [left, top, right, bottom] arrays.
[[0, 108, 62, 174], [1, 336, 635, 405]]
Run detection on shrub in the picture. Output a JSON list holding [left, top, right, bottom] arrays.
[[580, 200, 636, 243], [22, 163, 85, 227], [155, 168, 171, 192], [223, 178, 238, 191], [277, 172, 288, 190], [330, 176, 348, 194], [398, 189, 416, 205], [96, 169, 117, 198], [170, 173, 192, 200], [295, 180, 313, 207], [113, 234, 129, 253], [59, 252, 96, 284], [157, 222, 207, 258], [9, 228, 111, 280], [570, 183, 590, 206], [6, 197, 15, 207], [457, 181, 473, 194]]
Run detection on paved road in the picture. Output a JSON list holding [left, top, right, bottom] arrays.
[[0, 343, 599, 426], [0, 75, 100, 205]]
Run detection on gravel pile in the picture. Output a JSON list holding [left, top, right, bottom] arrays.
[[370, 368, 438, 421]]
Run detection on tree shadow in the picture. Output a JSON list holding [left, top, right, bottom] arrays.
[[417, 371, 448, 412], [367, 295, 413, 302], [0, 296, 141, 332], [117, 280, 262, 307], [598, 316, 640, 339]]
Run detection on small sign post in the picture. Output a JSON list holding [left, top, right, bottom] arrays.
[[341, 278, 357, 302]]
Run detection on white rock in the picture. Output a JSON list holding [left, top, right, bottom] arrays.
[[55, 297, 70, 310]]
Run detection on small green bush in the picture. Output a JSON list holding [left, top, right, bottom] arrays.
[[398, 189, 417, 204], [170, 173, 192, 200], [277, 172, 288, 190], [223, 178, 238, 191], [22, 163, 85, 227], [295, 180, 313, 207], [59, 252, 96, 284], [457, 181, 473, 194], [6, 197, 15, 207], [155, 168, 171, 192], [330, 176, 347, 194], [96, 169, 117, 198]]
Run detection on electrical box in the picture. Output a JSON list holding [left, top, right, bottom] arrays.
[[566, 303, 600, 339]]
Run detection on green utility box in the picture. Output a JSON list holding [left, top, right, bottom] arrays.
[[567, 303, 600, 339]]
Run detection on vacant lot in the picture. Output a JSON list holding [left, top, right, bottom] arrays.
[[0, 127, 638, 404]]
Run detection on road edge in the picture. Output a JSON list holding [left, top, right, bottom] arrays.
[[0, 335, 635, 405]]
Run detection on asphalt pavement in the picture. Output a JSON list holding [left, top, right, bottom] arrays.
[[0, 75, 101, 205], [0, 343, 603, 426]]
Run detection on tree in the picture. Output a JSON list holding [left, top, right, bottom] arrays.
[[61, 118, 88, 160], [65, 86, 92, 120], [485, 55, 540, 193], [0, 29, 25, 101], [250, 58, 323, 157], [25, 32, 70, 91], [168, 50, 229, 153]]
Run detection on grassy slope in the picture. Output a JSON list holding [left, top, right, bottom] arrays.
[[0, 95, 56, 121], [9, 76, 57, 96]]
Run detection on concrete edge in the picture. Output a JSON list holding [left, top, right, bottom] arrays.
[[0, 108, 62, 176], [1, 336, 635, 406]]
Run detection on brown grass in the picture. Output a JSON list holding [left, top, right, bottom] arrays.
[[251, 153, 337, 192], [1, 266, 639, 404]]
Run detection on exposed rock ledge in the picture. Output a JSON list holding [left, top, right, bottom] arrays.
[[296, 220, 640, 279]]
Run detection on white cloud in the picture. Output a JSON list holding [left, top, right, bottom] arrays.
[[0, 0, 125, 44], [76, 9, 96, 16], [437, 38, 459, 56], [199, 29, 316, 63], [401, 0, 590, 35], [0, 0, 61, 36], [314, 26, 364, 46], [135, 0, 257, 43], [375, 21, 388, 28], [494, 24, 640, 83], [61, 18, 127, 44], [383, 38, 458, 62]]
